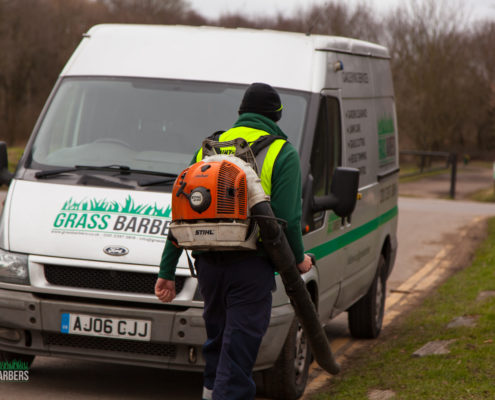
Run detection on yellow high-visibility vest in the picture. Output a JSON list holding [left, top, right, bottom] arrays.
[[196, 126, 286, 195]]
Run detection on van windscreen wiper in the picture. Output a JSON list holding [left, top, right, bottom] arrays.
[[35, 164, 178, 179], [138, 177, 177, 187]]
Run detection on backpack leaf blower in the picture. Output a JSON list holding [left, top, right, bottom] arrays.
[[170, 138, 340, 375]]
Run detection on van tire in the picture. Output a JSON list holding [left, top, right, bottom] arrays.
[[0, 351, 35, 367], [259, 317, 311, 399], [348, 255, 386, 339]]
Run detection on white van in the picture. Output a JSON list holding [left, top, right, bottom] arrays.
[[0, 25, 398, 398]]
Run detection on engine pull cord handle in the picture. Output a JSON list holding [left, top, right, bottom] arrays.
[[176, 180, 190, 199]]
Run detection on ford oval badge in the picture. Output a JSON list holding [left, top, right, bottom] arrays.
[[104, 246, 129, 256]]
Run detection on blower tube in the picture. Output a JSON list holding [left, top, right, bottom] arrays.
[[252, 201, 341, 375]]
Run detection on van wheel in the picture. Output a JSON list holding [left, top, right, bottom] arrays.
[[348, 255, 387, 339], [0, 351, 35, 367], [259, 317, 311, 400]]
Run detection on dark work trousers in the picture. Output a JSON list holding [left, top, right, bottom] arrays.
[[195, 252, 275, 400]]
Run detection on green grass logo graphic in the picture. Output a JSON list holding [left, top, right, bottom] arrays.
[[378, 116, 396, 162], [378, 117, 394, 136], [61, 195, 171, 218]]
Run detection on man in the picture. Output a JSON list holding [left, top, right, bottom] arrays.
[[155, 82, 311, 400]]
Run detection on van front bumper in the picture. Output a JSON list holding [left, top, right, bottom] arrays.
[[0, 288, 293, 371]]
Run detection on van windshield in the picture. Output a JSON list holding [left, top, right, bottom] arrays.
[[28, 77, 308, 177]]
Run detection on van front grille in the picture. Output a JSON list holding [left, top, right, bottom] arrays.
[[43, 333, 177, 358], [44, 264, 186, 295]]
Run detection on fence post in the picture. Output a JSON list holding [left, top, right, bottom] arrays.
[[449, 153, 457, 199]]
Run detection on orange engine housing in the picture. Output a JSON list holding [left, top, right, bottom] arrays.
[[172, 160, 248, 221]]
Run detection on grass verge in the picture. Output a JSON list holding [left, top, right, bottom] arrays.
[[312, 217, 495, 400], [470, 187, 495, 203], [7, 147, 24, 172], [399, 164, 449, 184]]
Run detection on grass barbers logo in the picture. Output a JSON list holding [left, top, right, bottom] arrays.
[[0, 359, 29, 382], [52, 195, 172, 238]]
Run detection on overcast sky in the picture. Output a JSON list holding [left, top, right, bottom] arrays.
[[187, 0, 495, 23]]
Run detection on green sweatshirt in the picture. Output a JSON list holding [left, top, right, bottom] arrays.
[[158, 113, 305, 280]]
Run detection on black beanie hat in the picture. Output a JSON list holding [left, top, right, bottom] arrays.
[[238, 82, 283, 122]]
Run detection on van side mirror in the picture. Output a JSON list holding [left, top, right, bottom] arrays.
[[312, 167, 359, 218], [0, 142, 13, 186]]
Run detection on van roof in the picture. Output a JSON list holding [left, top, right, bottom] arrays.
[[62, 24, 390, 92]]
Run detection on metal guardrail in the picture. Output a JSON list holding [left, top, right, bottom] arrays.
[[400, 151, 458, 199]]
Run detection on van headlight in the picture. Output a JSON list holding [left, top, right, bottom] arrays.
[[0, 249, 29, 284]]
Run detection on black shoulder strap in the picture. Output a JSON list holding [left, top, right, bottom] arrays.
[[207, 130, 225, 141], [250, 135, 286, 156]]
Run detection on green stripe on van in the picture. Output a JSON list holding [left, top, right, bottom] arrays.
[[308, 206, 398, 260]]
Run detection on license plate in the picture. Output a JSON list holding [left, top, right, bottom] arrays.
[[60, 313, 151, 341]]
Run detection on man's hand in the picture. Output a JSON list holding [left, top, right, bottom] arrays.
[[296, 254, 312, 274], [155, 278, 176, 303]]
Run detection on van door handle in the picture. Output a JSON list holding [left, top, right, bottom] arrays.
[[308, 253, 316, 266]]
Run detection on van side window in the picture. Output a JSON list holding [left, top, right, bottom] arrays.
[[310, 96, 342, 197]]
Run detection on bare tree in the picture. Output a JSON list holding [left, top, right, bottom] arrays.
[[101, 0, 192, 23], [385, 0, 477, 152], [208, 1, 382, 41], [1, 0, 495, 159], [468, 21, 495, 153], [0, 0, 48, 144], [0, 0, 200, 145], [301, 2, 383, 42]]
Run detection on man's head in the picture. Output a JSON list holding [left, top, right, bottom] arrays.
[[238, 82, 283, 122]]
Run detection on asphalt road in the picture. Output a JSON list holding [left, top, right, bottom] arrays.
[[1, 190, 495, 399], [389, 196, 495, 289]]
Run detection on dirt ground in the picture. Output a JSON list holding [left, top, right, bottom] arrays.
[[399, 163, 493, 200]]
